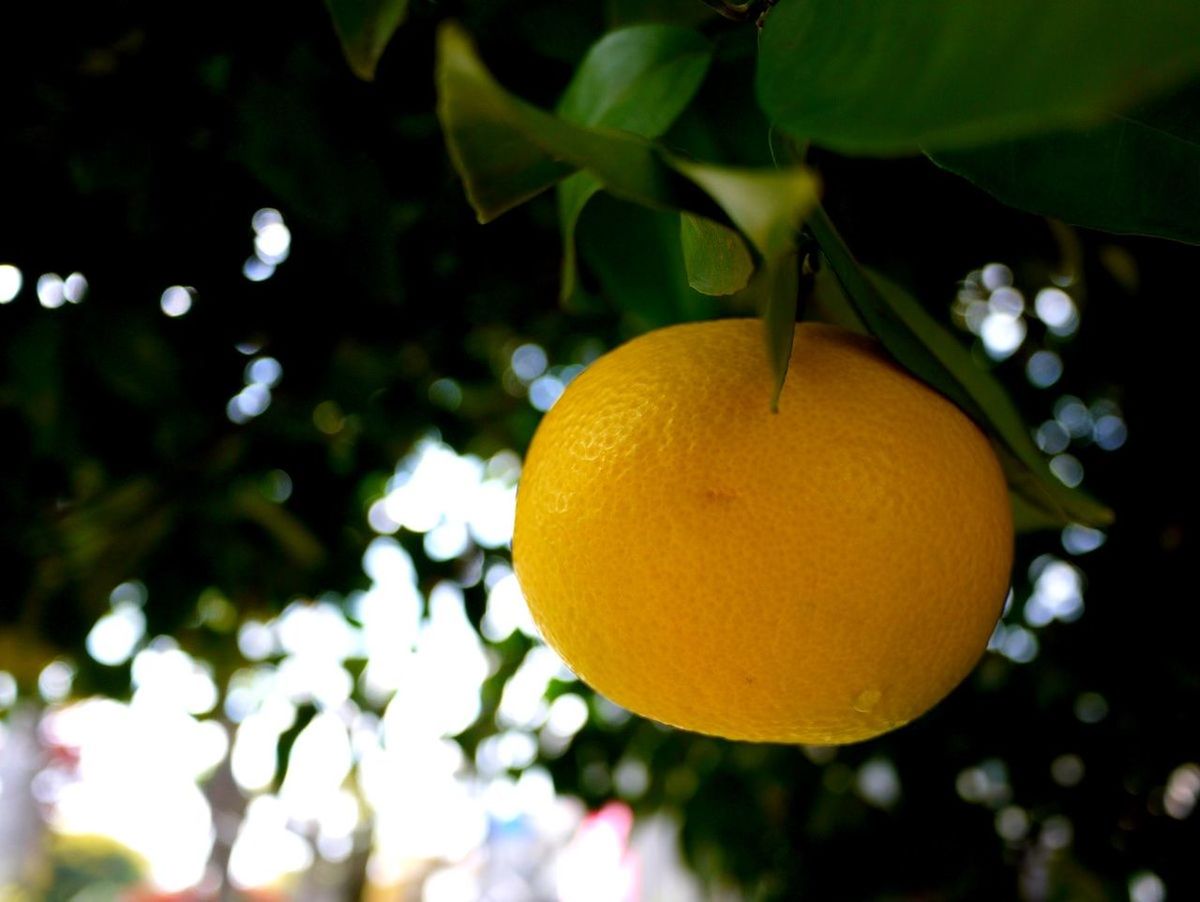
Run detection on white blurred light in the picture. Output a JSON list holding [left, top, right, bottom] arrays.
[[0, 264, 22, 302], [1094, 415, 1128, 451], [277, 600, 359, 661], [975, 752, 1022, 818], [252, 208, 284, 233], [981, 263, 1012, 291], [614, 759, 650, 799], [160, 286, 194, 317], [956, 759, 1011, 806], [0, 670, 18, 707], [235, 383, 271, 418], [384, 441, 484, 534], [1051, 754, 1085, 787], [48, 698, 220, 891], [278, 713, 353, 823], [37, 273, 65, 308], [367, 499, 400, 535], [498, 646, 576, 730], [63, 272, 88, 303], [995, 805, 1029, 841], [1027, 558, 1085, 624], [388, 582, 487, 737], [1062, 524, 1106, 556], [856, 758, 901, 808], [1026, 350, 1063, 388], [544, 693, 589, 740], [362, 536, 418, 586], [1129, 871, 1166, 902], [38, 660, 75, 702], [243, 257, 275, 282], [1054, 396, 1093, 438], [237, 620, 275, 660], [424, 863, 481, 902], [361, 738, 488, 869], [131, 643, 219, 715], [980, 312, 1026, 360], [228, 794, 313, 890], [963, 300, 989, 334], [475, 730, 538, 775], [511, 343, 548, 382], [226, 397, 250, 424], [424, 520, 471, 561], [231, 711, 284, 791], [254, 222, 291, 264], [481, 570, 538, 642], [317, 832, 354, 863], [1050, 454, 1084, 488], [556, 802, 637, 902], [276, 655, 354, 708], [988, 286, 1025, 316], [111, 581, 148, 607], [246, 356, 282, 387], [1036, 421, 1071, 455], [1164, 762, 1200, 820], [1035, 288, 1078, 333], [86, 602, 146, 666], [529, 375, 565, 411], [468, 478, 517, 548], [1000, 626, 1038, 663]]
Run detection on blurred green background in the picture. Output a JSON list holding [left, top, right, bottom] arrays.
[[1, 1, 1197, 899]]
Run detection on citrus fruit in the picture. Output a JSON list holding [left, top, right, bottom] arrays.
[[512, 320, 1013, 744]]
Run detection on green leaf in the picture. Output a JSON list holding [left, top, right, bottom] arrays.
[[672, 160, 816, 256], [556, 26, 712, 134], [1010, 492, 1070, 534], [325, 0, 409, 81], [758, 0, 1200, 154], [437, 23, 699, 223], [436, 22, 819, 398], [807, 206, 1112, 528], [555, 25, 714, 300], [436, 22, 816, 235], [742, 253, 800, 410], [931, 81, 1200, 245], [680, 214, 755, 295], [672, 159, 822, 402]]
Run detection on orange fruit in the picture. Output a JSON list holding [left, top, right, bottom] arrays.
[[512, 320, 1013, 744]]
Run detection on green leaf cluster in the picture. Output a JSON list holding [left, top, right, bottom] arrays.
[[342, 0, 1200, 528]]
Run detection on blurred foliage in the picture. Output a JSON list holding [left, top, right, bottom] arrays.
[[1, 1, 1198, 899]]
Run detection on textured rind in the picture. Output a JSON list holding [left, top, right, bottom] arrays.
[[512, 320, 1014, 744]]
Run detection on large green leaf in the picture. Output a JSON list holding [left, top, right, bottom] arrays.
[[807, 207, 1112, 529], [556, 25, 714, 300], [931, 81, 1200, 245], [325, 0, 409, 81], [436, 22, 818, 401], [758, 0, 1200, 154]]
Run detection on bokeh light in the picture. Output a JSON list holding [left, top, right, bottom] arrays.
[[0, 263, 22, 302]]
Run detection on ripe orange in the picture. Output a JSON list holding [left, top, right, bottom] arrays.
[[512, 320, 1013, 744]]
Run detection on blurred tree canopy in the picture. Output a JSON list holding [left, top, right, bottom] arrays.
[[2, 1, 1199, 898]]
